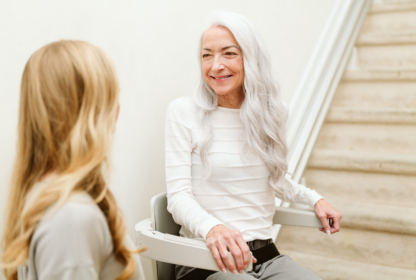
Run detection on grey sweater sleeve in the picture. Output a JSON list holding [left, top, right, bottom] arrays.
[[26, 193, 144, 280]]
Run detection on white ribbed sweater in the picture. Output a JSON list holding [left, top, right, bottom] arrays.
[[165, 96, 323, 241]]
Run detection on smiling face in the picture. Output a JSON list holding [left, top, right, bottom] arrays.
[[201, 26, 244, 98]]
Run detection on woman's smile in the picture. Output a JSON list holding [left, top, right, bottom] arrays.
[[211, 75, 233, 81]]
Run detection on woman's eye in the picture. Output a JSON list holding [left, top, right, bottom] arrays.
[[225, 52, 237, 56], [202, 54, 210, 58]]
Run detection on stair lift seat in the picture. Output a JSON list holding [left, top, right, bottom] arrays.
[[135, 192, 327, 280]]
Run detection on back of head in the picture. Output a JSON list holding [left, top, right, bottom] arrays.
[[19, 40, 119, 179], [2, 40, 138, 280]]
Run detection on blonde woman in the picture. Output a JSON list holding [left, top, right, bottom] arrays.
[[1, 40, 144, 280]]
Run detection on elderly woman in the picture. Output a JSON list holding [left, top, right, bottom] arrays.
[[165, 11, 341, 280]]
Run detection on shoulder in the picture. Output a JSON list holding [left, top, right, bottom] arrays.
[[42, 192, 107, 232], [32, 192, 112, 259], [167, 96, 196, 112], [166, 96, 197, 125]]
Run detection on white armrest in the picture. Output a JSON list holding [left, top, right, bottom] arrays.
[[273, 206, 324, 228], [135, 219, 253, 272]]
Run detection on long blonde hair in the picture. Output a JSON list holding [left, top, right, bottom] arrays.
[[1, 40, 143, 280]]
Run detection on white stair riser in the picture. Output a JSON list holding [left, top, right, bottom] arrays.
[[315, 123, 416, 154], [333, 82, 416, 108], [304, 168, 416, 208], [361, 10, 416, 33], [358, 45, 416, 70]]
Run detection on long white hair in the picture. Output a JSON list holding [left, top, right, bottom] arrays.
[[194, 10, 290, 187]]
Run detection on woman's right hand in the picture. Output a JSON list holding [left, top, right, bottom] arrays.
[[206, 224, 256, 274]]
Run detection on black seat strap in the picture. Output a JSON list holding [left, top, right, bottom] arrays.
[[179, 243, 280, 280]]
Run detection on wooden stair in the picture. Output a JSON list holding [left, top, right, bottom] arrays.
[[276, 1, 416, 279]]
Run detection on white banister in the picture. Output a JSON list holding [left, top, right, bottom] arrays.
[[286, 0, 372, 184]]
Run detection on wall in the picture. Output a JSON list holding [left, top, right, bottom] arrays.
[[0, 0, 335, 279]]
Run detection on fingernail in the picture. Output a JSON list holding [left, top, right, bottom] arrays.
[[233, 270, 237, 275], [326, 230, 331, 235], [222, 269, 226, 273], [239, 270, 243, 274]]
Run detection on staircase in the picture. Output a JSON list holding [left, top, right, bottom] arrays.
[[276, 1, 416, 279]]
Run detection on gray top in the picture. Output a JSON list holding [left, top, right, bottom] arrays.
[[18, 187, 144, 280]]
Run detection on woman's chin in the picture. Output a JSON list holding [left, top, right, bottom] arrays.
[[213, 88, 233, 96]]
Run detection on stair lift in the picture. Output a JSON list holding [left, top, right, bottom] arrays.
[[135, 192, 327, 280]]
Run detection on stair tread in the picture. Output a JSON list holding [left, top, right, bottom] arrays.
[[326, 107, 416, 124], [357, 31, 416, 45], [276, 226, 416, 270], [342, 70, 416, 81], [282, 250, 416, 280], [308, 149, 416, 175], [332, 201, 416, 235], [370, 2, 416, 13]]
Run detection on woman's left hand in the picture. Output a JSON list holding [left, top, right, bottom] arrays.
[[314, 199, 342, 235]]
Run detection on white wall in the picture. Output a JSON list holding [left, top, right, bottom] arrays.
[[0, 1, 335, 279]]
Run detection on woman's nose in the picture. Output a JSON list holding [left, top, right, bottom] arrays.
[[212, 56, 225, 72]]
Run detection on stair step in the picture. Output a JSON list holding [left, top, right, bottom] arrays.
[[357, 32, 416, 45], [326, 107, 416, 124], [357, 44, 416, 70], [276, 226, 416, 270], [304, 168, 416, 208], [315, 123, 416, 154], [342, 70, 416, 81], [308, 149, 416, 175], [362, 9, 416, 33], [370, 2, 416, 14], [332, 81, 416, 108], [282, 250, 416, 280], [333, 201, 416, 235]]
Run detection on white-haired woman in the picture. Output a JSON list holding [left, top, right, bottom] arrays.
[[165, 11, 342, 280]]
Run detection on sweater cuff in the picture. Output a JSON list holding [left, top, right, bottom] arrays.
[[198, 218, 224, 241], [306, 190, 324, 208]]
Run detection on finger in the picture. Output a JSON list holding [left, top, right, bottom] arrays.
[[317, 212, 331, 235], [330, 216, 341, 233], [218, 240, 237, 274], [234, 235, 251, 269], [209, 244, 226, 273], [227, 238, 245, 273], [252, 256, 257, 263]]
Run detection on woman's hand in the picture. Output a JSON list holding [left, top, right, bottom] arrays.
[[206, 225, 256, 274], [314, 199, 342, 235]]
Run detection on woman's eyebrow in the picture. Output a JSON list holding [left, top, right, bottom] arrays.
[[222, 45, 240, 50]]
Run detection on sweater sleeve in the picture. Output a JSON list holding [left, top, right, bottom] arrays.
[[165, 98, 223, 240], [271, 175, 324, 208]]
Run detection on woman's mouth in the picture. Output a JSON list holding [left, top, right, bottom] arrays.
[[211, 75, 232, 80]]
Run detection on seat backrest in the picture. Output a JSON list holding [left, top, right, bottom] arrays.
[[151, 193, 181, 280]]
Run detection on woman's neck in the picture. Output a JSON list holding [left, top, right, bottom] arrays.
[[40, 171, 58, 182], [217, 90, 244, 109]]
